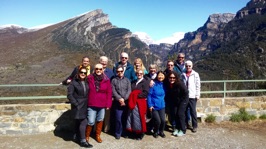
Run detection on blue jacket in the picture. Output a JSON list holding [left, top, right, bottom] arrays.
[[147, 81, 165, 110], [113, 62, 135, 82], [104, 67, 114, 80]]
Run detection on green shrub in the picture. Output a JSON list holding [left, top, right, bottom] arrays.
[[205, 114, 216, 123], [230, 113, 242, 122], [229, 108, 257, 122], [259, 114, 266, 119]]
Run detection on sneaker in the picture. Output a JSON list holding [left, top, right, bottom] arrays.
[[192, 128, 197, 133], [177, 130, 185, 137], [172, 129, 178, 136]]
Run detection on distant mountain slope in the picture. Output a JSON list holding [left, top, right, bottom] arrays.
[[0, 9, 159, 84], [169, 0, 266, 80]]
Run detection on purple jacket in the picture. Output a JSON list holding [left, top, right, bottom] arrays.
[[87, 74, 112, 108]]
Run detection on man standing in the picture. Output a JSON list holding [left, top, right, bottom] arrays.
[[100, 56, 114, 80], [99, 56, 114, 133], [113, 52, 135, 82], [61, 56, 92, 85], [163, 60, 175, 76], [174, 53, 186, 74]]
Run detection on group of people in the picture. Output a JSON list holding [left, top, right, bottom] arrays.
[[62, 52, 201, 148]]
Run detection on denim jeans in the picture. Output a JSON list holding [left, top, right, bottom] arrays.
[[87, 107, 105, 126]]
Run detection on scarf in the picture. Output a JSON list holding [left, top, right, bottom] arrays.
[[93, 73, 103, 92]]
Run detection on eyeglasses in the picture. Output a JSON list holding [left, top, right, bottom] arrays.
[[80, 71, 87, 75], [186, 65, 192, 68], [169, 77, 176, 79], [121, 57, 128, 59], [116, 70, 123, 73], [95, 68, 103, 71]]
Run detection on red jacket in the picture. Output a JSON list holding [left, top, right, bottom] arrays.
[[87, 74, 112, 108], [128, 90, 147, 133]]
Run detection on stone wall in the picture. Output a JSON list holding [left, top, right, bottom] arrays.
[[0, 104, 72, 135], [0, 96, 266, 135], [197, 96, 266, 122]]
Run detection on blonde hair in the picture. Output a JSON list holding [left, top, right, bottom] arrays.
[[134, 58, 146, 72]]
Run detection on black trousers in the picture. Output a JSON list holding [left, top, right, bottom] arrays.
[[75, 118, 88, 140], [152, 108, 166, 133], [187, 98, 198, 128], [176, 98, 189, 133]]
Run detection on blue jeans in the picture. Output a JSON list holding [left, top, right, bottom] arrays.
[[87, 107, 105, 126]]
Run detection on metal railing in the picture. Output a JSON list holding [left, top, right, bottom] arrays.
[[201, 80, 266, 98], [0, 80, 266, 100]]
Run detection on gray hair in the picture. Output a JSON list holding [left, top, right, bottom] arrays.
[[99, 56, 108, 62]]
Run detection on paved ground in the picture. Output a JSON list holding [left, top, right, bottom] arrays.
[[0, 120, 265, 149]]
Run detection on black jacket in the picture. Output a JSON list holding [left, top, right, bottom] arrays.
[[67, 77, 89, 119], [164, 81, 188, 106], [131, 77, 150, 98]]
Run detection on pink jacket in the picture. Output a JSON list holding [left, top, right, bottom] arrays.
[[87, 74, 112, 108]]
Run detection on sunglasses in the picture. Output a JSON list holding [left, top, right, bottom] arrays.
[[121, 57, 128, 59], [80, 71, 87, 75], [95, 68, 103, 71]]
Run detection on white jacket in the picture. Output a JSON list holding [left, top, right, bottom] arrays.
[[182, 70, 201, 99]]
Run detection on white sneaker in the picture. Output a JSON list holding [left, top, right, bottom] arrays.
[[177, 130, 185, 137], [172, 129, 178, 136]]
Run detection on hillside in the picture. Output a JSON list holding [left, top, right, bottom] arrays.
[[0, 9, 159, 84], [169, 0, 266, 80]]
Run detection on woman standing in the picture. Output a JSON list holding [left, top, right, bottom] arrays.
[[165, 71, 189, 137], [86, 64, 112, 143], [111, 65, 131, 139], [67, 67, 93, 148], [147, 71, 166, 138], [182, 60, 201, 133], [133, 58, 148, 80], [126, 69, 150, 140]]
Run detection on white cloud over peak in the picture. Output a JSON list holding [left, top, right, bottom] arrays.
[[154, 32, 185, 45], [133, 31, 185, 45]]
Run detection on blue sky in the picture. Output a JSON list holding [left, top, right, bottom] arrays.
[[0, 0, 250, 44]]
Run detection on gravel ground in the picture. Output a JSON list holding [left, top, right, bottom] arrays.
[[0, 120, 265, 149]]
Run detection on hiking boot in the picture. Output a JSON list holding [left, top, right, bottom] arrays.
[[159, 132, 166, 138], [153, 132, 158, 138], [187, 124, 193, 130], [192, 128, 197, 133], [80, 141, 93, 148]]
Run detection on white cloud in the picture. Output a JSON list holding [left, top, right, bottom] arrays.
[[154, 32, 185, 45], [132, 32, 154, 45], [133, 31, 185, 45]]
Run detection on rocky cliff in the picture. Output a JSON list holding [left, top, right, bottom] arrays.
[[169, 0, 266, 80]]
